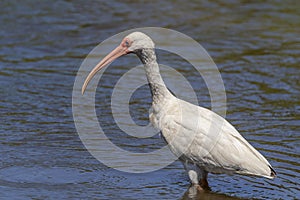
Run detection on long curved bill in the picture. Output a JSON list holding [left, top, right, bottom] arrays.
[[82, 45, 128, 94]]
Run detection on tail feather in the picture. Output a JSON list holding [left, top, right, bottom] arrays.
[[270, 166, 276, 178]]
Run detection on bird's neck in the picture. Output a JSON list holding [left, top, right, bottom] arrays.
[[138, 48, 172, 104]]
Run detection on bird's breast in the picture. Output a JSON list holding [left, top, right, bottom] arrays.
[[148, 97, 175, 129]]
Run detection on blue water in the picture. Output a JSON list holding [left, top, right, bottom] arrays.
[[1, 1, 299, 199]]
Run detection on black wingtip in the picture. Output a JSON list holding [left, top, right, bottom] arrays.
[[270, 166, 276, 178]]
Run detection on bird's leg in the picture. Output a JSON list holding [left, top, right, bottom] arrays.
[[199, 171, 211, 191], [192, 170, 210, 191], [182, 161, 210, 191], [182, 161, 200, 184]]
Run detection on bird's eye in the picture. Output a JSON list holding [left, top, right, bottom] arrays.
[[125, 40, 130, 47]]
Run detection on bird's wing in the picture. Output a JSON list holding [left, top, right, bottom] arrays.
[[160, 98, 275, 178]]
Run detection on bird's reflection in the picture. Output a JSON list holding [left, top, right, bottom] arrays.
[[180, 185, 247, 200]]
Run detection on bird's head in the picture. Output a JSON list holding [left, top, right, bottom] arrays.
[[125, 32, 155, 53], [82, 32, 154, 94]]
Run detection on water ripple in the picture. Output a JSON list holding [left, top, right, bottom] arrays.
[[0, 0, 299, 199]]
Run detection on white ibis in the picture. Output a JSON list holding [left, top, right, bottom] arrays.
[[82, 32, 276, 190]]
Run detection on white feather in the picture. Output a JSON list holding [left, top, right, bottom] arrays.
[[151, 95, 274, 179]]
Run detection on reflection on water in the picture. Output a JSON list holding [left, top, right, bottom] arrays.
[[181, 186, 246, 200], [0, 0, 299, 199]]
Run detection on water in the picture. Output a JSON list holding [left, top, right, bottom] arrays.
[[1, 0, 299, 199]]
